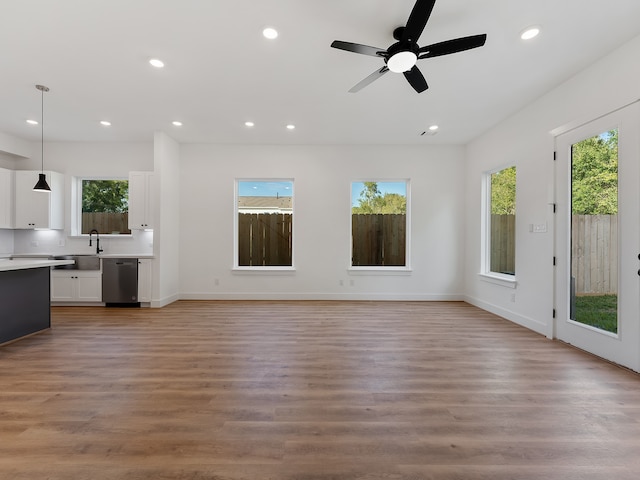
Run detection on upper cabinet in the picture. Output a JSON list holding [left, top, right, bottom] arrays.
[[0, 168, 13, 229], [128, 171, 154, 230], [14, 170, 64, 229]]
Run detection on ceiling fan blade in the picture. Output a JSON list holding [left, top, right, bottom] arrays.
[[418, 34, 487, 59], [403, 66, 428, 93], [402, 0, 437, 43], [331, 40, 387, 57], [349, 67, 390, 93]]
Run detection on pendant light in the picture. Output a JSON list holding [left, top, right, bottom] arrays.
[[33, 84, 51, 193]]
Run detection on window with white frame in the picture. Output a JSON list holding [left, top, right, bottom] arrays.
[[351, 181, 408, 267], [236, 179, 293, 267], [483, 166, 516, 276], [78, 178, 130, 235]]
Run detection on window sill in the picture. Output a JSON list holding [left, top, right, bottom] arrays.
[[478, 272, 517, 289], [349, 267, 412, 276], [232, 267, 296, 275]]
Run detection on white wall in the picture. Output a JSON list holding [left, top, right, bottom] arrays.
[[179, 144, 466, 300], [153, 132, 181, 306], [12, 142, 154, 256], [464, 33, 640, 337]]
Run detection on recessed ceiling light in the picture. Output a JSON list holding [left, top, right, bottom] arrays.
[[100, 120, 111, 126], [429, 125, 439, 131], [263, 27, 278, 40], [149, 58, 165, 68], [520, 26, 540, 40], [286, 124, 296, 130], [26, 119, 38, 125], [172, 121, 183, 126], [245, 121, 255, 127]]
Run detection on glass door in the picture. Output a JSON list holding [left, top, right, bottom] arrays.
[[555, 103, 640, 371]]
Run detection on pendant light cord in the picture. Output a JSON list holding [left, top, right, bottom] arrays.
[[41, 87, 44, 173]]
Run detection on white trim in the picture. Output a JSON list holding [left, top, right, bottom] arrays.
[[480, 165, 517, 278], [150, 293, 180, 308], [233, 178, 295, 269], [478, 272, 517, 288], [232, 267, 296, 275], [73, 176, 130, 236], [464, 294, 549, 337], [348, 267, 412, 275], [180, 292, 464, 301], [350, 179, 410, 268]]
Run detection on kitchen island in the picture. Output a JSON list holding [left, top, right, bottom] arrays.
[[0, 258, 74, 344]]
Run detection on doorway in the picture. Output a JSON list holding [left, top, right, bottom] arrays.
[[555, 103, 640, 371]]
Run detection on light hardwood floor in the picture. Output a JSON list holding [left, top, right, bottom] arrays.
[[1, 301, 639, 479]]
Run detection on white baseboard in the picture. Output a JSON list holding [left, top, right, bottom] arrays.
[[151, 293, 180, 308], [179, 292, 465, 302], [463, 295, 549, 336]]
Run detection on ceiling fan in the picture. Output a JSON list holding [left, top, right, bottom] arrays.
[[331, 0, 487, 93]]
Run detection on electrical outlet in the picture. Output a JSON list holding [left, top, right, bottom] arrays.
[[339, 280, 344, 286]]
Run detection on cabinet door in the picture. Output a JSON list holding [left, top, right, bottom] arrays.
[[137, 259, 152, 302], [76, 273, 102, 301], [51, 273, 75, 301], [128, 172, 154, 229], [15, 171, 49, 228], [0, 168, 13, 229]]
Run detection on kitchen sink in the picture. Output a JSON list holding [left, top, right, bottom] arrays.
[[53, 255, 101, 270]]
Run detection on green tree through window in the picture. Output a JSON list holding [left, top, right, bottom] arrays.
[[81, 179, 130, 234]]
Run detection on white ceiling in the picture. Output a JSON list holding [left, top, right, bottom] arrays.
[[2, 0, 640, 146]]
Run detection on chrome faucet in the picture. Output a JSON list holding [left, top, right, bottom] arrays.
[[89, 229, 104, 254]]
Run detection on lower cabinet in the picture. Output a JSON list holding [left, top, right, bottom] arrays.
[[51, 271, 102, 302], [137, 258, 152, 303]]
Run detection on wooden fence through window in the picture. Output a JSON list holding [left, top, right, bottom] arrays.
[[490, 214, 515, 275], [352, 214, 406, 266], [82, 212, 130, 235], [238, 213, 292, 266], [572, 214, 618, 295], [490, 214, 617, 295]]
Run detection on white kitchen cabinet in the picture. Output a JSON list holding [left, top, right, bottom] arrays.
[[128, 171, 154, 230], [51, 271, 102, 302], [14, 170, 64, 229], [0, 168, 13, 229], [137, 258, 152, 303]]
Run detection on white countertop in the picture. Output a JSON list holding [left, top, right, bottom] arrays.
[[10, 253, 154, 259], [0, 258, 75, 272]]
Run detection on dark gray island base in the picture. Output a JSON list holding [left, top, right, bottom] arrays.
[[0, 267, 51, 344]]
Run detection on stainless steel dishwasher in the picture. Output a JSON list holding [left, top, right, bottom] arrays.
[[102, 258, 139, 306]]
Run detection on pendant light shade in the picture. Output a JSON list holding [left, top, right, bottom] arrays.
[[34, 173, 51, 192], [33, 84, 51, 193]]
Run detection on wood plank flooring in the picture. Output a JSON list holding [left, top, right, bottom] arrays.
[[1, 300, 639, 479]]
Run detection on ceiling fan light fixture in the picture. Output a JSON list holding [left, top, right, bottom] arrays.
[[387, 50, 417, 73]]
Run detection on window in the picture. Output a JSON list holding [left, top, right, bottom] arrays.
[[483, 166, 516, 276], [236, 180, 293, 267], [79, 179, 130, 235], [351, 181, 408, 267]]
